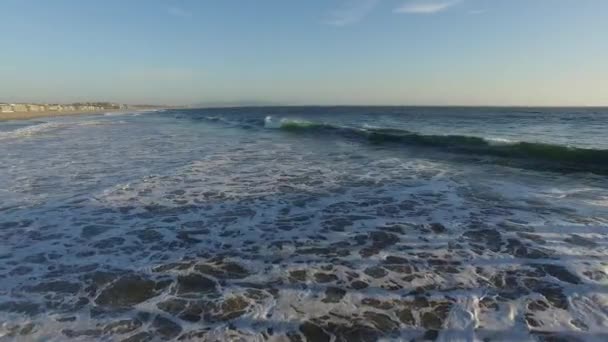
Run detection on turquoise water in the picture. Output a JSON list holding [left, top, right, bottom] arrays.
[[0, 107, 607, 341]]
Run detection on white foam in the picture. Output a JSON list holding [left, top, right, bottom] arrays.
[[264, 116, 283, 129], [438, 296, 479, 342], [0, 122, 66, 140], [485, 137, 517, 146], [103, 111, 132, 116], [362, 123, 382, 130], [0, 119, 117, 141], [263, 116, 317, 129], [1, 112, 607, 341]]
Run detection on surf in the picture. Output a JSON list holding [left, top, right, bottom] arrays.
[[264, 118, 608, 175]]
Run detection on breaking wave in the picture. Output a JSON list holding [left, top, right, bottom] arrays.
[[0, 122, 68, 140], [264, 117, 608, 174], [0, 120, 114, 140]]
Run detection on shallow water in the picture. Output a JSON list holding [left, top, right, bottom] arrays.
[[1, 107, 607, 341]]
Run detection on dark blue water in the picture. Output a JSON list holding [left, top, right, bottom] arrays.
[[178, 106, 608, 174], [0, 107, 607, 341], [181, 106, 608, 147]]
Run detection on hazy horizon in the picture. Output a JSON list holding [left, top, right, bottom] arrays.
[[2, 0, 608, 107]]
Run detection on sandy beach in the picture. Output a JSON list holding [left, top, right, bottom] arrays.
[[0, 109, 129, 121]]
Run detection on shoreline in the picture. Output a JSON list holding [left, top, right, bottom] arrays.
[[0, 108, 162, 121]]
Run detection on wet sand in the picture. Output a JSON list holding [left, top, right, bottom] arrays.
[[0, 110, 124, 121], [0, 108, 167, 121]]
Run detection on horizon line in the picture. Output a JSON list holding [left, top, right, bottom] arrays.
[[185, 104, 608, 109], [3, 101, 607, 109]]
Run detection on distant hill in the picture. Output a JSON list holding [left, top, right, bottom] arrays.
[[192, 100, 282, 108]]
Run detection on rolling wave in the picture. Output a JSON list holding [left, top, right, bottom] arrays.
[[264, 117, 608, 174]]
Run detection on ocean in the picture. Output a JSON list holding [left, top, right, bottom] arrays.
[[1, 107, 607, 341]]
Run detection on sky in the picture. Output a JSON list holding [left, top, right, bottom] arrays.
[[1, 0, 607, 106]]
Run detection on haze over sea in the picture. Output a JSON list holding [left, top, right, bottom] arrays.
[[1, 107, 608, 341]]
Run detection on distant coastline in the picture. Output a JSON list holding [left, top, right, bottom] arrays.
[[0, 102, 166, 121]]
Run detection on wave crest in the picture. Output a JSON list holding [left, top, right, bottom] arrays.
[[270, 119, 608, 174]]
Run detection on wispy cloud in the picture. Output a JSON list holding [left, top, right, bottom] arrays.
[[326, 0, 380, 26], [394, 0, 462, 14], [168, 7, 191, 18]]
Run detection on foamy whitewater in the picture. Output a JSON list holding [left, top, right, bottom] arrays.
[[1, 107, 607, 341]]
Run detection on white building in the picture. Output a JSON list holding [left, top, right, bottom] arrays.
[[0, 104, 14, 113], [27, 104, 43, 112], [47, 104, 63, 111], [11, 104, 27, 112]]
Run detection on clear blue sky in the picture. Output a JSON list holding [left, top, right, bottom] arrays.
[[1, 0, 607, 106]]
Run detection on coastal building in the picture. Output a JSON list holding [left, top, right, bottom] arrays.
[[27, 104, 44, 112], [76, 105, 95, 111], [11, 104, 27, 112], [47, 104, 63, 111], [1, 102, 130, 114], [0, 104, 14, 113]]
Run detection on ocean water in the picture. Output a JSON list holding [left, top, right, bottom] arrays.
[[1, 107, 607, 341]]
